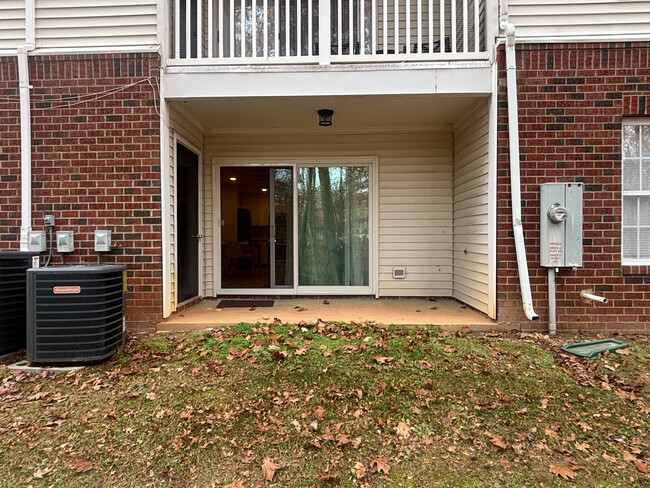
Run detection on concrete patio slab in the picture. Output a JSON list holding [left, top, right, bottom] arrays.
[[157, 297, 497, 332]]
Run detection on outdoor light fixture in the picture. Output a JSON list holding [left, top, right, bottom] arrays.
[[318, 109, 333, 126], [262, 188, 268, 192], [229, 177, 237, 181]]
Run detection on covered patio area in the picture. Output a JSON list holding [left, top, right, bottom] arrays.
[[157, 297, 496, 331]]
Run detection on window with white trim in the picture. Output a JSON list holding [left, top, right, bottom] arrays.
[[622, 120, 650, 264]]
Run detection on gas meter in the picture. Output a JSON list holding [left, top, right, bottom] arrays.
[[540, 183, 583, 268]]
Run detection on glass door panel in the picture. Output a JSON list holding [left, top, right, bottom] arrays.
[[297, 166, 369, 287], [272, 168, 293, 287], [220, 166, 293, 290]]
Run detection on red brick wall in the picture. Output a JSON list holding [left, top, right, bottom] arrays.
[[0, 53, 162, 331], [497, 42, 650, 333], [0, 57, 21, 245]]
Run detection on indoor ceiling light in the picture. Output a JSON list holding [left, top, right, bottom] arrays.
[[318, 109, 333, 126]]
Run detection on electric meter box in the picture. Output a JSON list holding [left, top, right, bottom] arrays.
[[540, 183, 583, 268]]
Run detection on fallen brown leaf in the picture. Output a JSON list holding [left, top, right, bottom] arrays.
[[574, 441, 590, 452], [262, 458, 278, 481], [33, 467, 55, 479], [396, 422, 411, 439], [313, 406, 327, 419], [490, 434, 507, 450], [224, 480, 245, 488], [336, 434, 351, 447], [634, 460, 650, 473], [354, 462, 366, 479], [549, 463, 577, 480], [374, 356, 394, 365], [67, 457, 93, 473], [602, 452, 618, 463], [370, 457, 390, 474], [317, 472, 339, 480]]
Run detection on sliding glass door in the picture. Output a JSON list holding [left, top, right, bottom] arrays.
[[218, 162, 372, 294], [297, 166, 369, 287]]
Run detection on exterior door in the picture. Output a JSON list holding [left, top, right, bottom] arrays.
[[177, 143, 200, 302], [220, 166, 293, 289]]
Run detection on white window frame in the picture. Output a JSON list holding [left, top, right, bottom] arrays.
[[622, 118, 650, 265]]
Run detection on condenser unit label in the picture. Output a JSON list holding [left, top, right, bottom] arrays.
[[53, 286, 81, 294]]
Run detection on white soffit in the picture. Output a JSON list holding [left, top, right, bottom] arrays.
[[169, 95, 487, 133]]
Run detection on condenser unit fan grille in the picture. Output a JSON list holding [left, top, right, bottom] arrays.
[[27, 266, 126, 363]]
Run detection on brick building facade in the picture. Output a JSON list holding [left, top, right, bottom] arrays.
[[0, 53, 162, 330], [497, 42, 650, 333]]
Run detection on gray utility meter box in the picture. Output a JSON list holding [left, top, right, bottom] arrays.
[[540, 183, 583, 268]]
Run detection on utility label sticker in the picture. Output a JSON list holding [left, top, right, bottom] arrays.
[[549, 241, 563, 265], [53, 286, 81, 294]]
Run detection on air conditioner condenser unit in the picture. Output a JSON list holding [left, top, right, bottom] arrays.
[[26, 265, 126, 363]]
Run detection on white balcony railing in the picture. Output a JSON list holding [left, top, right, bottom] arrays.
[[170, 0, 487, 64]]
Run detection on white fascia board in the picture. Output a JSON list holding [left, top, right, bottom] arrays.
[[165, 66, 493, 99], [495, 34, 650, 44]]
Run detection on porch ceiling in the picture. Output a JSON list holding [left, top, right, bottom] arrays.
[[171, 94, 487, 133]]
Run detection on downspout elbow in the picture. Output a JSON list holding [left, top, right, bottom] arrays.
[[524, 305, 540, 321], [504, 22, 516, 44]]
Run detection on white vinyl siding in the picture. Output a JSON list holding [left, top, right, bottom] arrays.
[[0, 1, 26, 50], [202, 159, 214, 296], [204, 131, 453, 297], [379, 147, 453, 296], [34, 0, 157, 49], [508, 0, 650, 40], [452, 100, 489, 313], [168, 132, 177, 311], [169, 107, 204, 308]]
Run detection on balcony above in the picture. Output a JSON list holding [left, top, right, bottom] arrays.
[[168, 0, 489, 66]]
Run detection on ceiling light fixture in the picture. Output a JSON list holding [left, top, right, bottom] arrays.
[[318, 109, 333, 127], [229, 177, 237, 181]]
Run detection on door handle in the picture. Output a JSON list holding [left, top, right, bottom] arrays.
[[192, 234, 203, 239]]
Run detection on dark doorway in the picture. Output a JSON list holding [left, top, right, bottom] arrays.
[[177, 142, 200, 302]]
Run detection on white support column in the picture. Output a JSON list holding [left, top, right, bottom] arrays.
[[160, 67, 173, 318], [319, 0, 331, 65], [18, 47, 32, 251]]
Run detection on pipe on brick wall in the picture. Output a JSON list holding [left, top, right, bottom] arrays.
[[548, 268, 556, 335], [504, 23, 539, 322], [17, 46, 33, 251]]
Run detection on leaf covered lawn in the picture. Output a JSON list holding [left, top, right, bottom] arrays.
[[1, 320, 649, 488]]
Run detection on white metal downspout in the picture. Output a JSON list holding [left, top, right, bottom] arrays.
[[503, 22, 539, 321], [17, 47, 33, 251], [18, 0, 36, 251]]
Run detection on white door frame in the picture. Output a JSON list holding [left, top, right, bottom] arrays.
[[213, 157, 378, 296]]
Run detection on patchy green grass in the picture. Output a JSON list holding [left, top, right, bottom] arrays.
[[1, 322, 649, 488]]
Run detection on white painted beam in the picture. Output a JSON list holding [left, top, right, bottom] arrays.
[[164, 66, 492, 98]]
